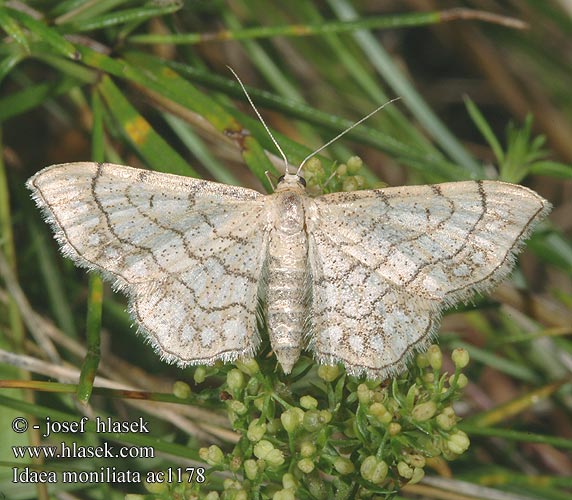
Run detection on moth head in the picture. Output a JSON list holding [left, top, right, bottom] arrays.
[[275, 172, 307, 193]]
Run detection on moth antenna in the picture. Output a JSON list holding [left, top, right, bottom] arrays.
[[297, 97, 401, 176], [227, 66, 290, 175]]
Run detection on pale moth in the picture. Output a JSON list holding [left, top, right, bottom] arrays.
[[27, 86, 551, 379]]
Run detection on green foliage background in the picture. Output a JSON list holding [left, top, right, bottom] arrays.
[[0, 1, 571, 499]]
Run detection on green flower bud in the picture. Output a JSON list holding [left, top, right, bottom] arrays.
[[144, 475, 168, 493], [447, 430, 470, 454], [412, 400, 437, 422], [235, 491, 248, 500], [297, 458, 315, 473], [422, 372, 435, 384], [450, 372, 468, 388], [193, 366, 207, 384], [336, 163, 348, 177], [436, 411, 455, 431], [443, 406, 455, 417], [388, 422, 401, 435], [243, 459, 258, 481], [300, 395, 318, 410], [227, 369, 245, 392], [346, 156, 363, 174], [282, 473, 298, 490], [281, 407, 304, 433], [334, 457, 355, 475], [397, 461, 413, 479], [199, 445, 224, 466], [300, 440, 316, 457], [451, 348, 470, 369], [247, 418, 267, 442], [405, 454, 426, 468], [427, 345, 442, 370], [172, 381, 191, 399], [318, 364, 340, 381], [229, 455, 242, 472], [360, 456, 388, 484], [410, 467, 425, 484], [416, 352, 430, 368], [223, 479, 238, 490], [354, 175, 366, 189], [204, 492, 220, 500], [305, 157, 324, 176], [342, 176, 359, 192], [253, 440, 285, 467], [357, 383, 372, 404], [273, 489, 296, 500], [253, 439, 274, 459], [236, 358, 260, 376], [369, 402, 392, 424], [302, 410, 322, 432], [228, 400, 247, 415], [267, 418, 282, 434], [319, 410, 332, 424]]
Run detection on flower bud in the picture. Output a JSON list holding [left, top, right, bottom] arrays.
[[317, 364, 340, 381], [406, 454, 426, 468], [300, 440, 316, 457], [305, 157, 324, 176], [193, 366, 207, 384], [297, 458, 315, 473], [300, 395, 318, 410], [447, 430, 470, 454], [369, 402, 392, 424], [360, 456, 388, 484], [451, 348, 470, 369], [397, 461, 413, 479], [226, 369, 245, 391], [281, 407, 304, 434], [172, 381, 191, 399], [199, 445, 224, 466], [254, 440, 285, 467], [282, 473, 298, 490], [436, 411, 455, 431], [243, 459, 258, 480], [388, 422, 401, 435], [302, 410, 322, 432], [342, 176, 359, 192], [334, 457, 355, 475], [346, 156, 363, 174], [236, 358, 260, 376], [336, 163, 348, 177], [427, 345, 442, 370], [416, 352, 430, 368], [228, 400, 247, 415], [410, 467, 425, 484], [319, 410, 332, 424], [357, 383, 372, 404], [273, 489, 296, 500], [247, 418, 266, 442], [412, 401, 437, 422], [450, 372, 468, 388]]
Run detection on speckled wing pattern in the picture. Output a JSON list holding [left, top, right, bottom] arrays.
[[27, 162, 267, 366], [307, 181, 550, 378], [28, 163, 551, 379]]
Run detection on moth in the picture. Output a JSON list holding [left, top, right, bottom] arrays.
[[27, 162, 550, 379]]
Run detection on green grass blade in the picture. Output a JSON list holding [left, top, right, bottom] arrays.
[[97, 75, 196, 176], [327, 0, 482, 177], [5, 7, 80, 60], [57, 3, 181, 33]]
